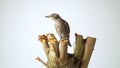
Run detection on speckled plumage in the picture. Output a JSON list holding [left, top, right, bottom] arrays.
[[45, 13, 71, 46]]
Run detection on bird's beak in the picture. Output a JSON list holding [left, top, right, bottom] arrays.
[[45, 15, 51, 18]]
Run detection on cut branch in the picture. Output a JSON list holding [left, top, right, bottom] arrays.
[[47, 34, 59, 58], [47, 34, 59, 67], [38, 35, 49, 60], [35, 56, 48, 68], [59, 39, 69, 63], [81, 37, 96, 68], [74, 33, 85, 61]]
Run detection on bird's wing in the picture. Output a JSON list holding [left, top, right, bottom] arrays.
[[64, 21, 70, 33]]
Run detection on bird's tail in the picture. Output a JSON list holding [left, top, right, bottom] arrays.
[[68, 40, 72, 47]]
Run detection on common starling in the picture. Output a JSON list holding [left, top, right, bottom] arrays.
[[45, 13, 71, 47]]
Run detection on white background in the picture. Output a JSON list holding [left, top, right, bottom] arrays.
[[0, 0, 120, 68]]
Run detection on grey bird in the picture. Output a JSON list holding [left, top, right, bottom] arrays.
[[45, 13, 71, 47]]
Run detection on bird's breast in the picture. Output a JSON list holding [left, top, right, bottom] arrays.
[[54, 23, 63, 35]]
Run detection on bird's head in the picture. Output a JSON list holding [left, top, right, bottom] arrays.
[[45, 13, 60, 19]]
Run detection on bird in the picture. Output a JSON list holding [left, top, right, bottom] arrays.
[[45, 13, 71, 47]]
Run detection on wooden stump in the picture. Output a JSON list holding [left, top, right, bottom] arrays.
[[36, 33, 96, 68]]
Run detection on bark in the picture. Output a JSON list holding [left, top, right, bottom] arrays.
[[74, 33, 85, 61], [36, 33, 96, 68]]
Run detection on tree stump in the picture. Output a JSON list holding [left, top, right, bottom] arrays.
[[36, 33, 96, 68]]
